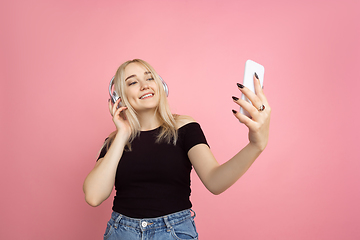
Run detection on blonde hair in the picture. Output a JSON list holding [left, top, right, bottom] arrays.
[[104, 59, 178, 151]]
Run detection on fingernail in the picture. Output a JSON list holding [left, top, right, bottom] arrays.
[[254, 72, 259, 80], [232, 109, 237, 114], [232, 96, 239, 101], [237, 83, 244, 89]]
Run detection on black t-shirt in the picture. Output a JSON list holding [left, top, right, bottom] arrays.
[[97, 122, 209, 218]]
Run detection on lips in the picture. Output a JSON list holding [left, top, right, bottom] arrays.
[[139, 93, 154, 99]]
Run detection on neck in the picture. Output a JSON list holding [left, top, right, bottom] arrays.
[[137, 110, 162, 131]]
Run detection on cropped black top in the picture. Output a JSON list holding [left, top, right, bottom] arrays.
[[97, 122, 209, 218]]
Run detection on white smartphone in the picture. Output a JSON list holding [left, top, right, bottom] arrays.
[[240, 60, 265, 118]]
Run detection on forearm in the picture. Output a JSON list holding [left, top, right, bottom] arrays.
[[83, 134, 127, 206], [207, 143, 263, 195]]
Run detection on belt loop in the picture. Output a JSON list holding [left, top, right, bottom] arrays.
[[190, 209, 196, 219], [163, 216, 172, 232], [113, 214, 122, 229]]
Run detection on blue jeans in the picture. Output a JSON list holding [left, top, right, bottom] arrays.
[[103, 209, 198, 240]]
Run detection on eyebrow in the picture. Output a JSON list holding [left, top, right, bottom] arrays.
[[125, 71, 152, 81]]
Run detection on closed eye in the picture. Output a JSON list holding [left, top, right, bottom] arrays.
[[128, 77, 153, 86]]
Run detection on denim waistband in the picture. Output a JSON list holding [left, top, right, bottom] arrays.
[[110, 209, 195, 231]]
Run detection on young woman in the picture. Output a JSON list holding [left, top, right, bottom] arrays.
[[83, 59, 271, 240]]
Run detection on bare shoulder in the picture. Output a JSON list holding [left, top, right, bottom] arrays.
[[174, 115, 197, 129], [97, 131, 116, 154], [108, 131, 117, 138]]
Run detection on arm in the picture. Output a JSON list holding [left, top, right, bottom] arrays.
[[83, 98, 131, 206], [189, 143, 262, 195], [83, 133, 127, 206], [189, 74, 271, 195]]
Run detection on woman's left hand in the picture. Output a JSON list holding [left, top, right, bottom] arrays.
[[232, 74, 271, 151]]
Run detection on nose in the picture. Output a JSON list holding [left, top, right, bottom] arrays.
[[140, 81, 150, 91]]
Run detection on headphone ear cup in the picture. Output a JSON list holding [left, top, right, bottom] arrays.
[[159, 76, 169, 97], [112, 91, 120, 104], [112, 91, 123, 108], [109, 76, 122, 107]]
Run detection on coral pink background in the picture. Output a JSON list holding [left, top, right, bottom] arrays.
[[1, 0, 360, 239]]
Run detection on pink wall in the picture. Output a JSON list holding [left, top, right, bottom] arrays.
[[1, 0, 360, 239]]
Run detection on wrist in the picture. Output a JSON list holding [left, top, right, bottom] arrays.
[[113, 131, 130, 147], [248, 141, 267, 153]]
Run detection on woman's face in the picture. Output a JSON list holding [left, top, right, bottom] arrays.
[[123, 62, 159, 112]]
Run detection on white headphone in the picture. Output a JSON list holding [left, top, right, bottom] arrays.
[[109, 75, 169, 104]]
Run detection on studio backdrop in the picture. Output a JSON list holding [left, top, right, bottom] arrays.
[[1, 0, 359, 239]]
